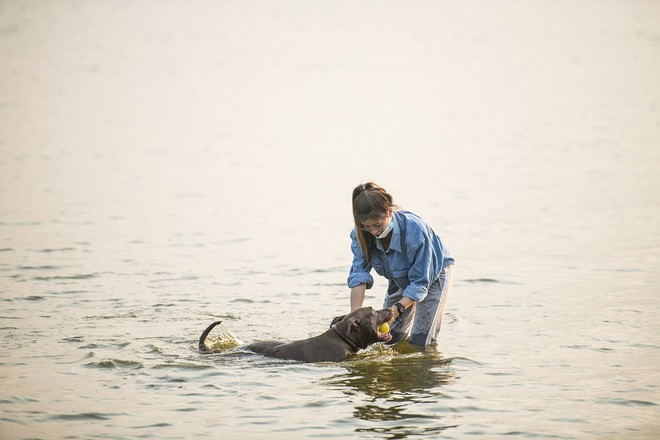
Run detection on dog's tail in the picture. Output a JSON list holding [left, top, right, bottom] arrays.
[[198, 320, 224, 352]]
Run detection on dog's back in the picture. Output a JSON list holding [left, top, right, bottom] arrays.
[[246, 332, 350, 362]]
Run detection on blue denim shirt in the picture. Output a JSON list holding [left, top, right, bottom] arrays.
[[347, 210, 454, 302]]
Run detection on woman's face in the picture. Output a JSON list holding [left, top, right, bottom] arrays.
[[359, 209, 393, 237]]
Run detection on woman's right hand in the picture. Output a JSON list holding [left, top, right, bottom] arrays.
[[387, 305, 399, 323]]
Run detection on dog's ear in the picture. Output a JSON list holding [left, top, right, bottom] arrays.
[[330, 315, 346, 327]]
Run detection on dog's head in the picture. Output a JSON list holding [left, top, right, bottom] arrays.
[[331, 306, 393, 348]]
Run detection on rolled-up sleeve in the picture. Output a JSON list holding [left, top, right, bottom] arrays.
[[347, 230, 374, 289]]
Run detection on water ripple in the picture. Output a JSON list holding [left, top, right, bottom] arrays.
[[16, 265, 66, 270], [49, 412, 118, 421], [33, 247, 77, 253], [84, 359, 144, 370], [597, 398, 657, 407], [32, 273, 98, 281]]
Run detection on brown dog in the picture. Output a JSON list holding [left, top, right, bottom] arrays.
[[199, 307, 393, 362]]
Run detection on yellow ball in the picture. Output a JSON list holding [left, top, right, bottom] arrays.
[[378, 322, 390, 334]]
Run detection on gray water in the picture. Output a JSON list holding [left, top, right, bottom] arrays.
[[1, 1, 659, 439]]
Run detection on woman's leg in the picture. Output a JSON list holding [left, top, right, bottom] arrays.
[[383, 282, 414, 344], [409, 265, 454, 346]]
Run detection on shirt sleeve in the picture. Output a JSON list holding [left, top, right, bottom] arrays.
[[347, 229, 374, 289], [402, 225, 435, 302]]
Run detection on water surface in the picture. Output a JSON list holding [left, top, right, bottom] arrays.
[[1, 1, 659, 438]]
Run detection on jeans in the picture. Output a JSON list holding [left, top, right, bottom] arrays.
[[384, 265, 454, 346]]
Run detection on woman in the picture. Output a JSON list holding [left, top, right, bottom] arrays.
[[347, 182, 455, 346]]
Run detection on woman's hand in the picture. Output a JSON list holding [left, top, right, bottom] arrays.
[[388, 305, 400, 323], [388, 298, 414, 322]]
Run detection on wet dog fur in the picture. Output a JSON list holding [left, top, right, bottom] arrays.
[[199, 306, 393, 362]]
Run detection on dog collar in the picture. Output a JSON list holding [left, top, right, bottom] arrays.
[[331, 324, 360, 353]]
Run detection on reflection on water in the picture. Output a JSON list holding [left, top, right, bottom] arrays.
[[356, 423, 457, 440], [325, 344, 459, 438], [330, 346, 455, 399]]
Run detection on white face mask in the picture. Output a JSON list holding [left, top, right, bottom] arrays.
[[376, 219, 393, 239]]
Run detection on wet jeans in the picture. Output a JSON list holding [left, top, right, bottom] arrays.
[[384, 265, 454, 346]]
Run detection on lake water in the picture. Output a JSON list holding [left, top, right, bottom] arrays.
[[1, 1, 659, 438]]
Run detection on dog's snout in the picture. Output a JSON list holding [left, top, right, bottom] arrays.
[[378, 307, 394, 322]]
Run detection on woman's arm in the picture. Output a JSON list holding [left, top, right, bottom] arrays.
[[347, 229, 373, 311], [350, 284, 366, 311], [388, 296, 415, 321]]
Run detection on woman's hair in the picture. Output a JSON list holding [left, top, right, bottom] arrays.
[[352, 182, 399, 265]]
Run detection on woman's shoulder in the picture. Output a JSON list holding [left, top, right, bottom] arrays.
[[396, 210, 427, 227], [395, 210, 431, 243]]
